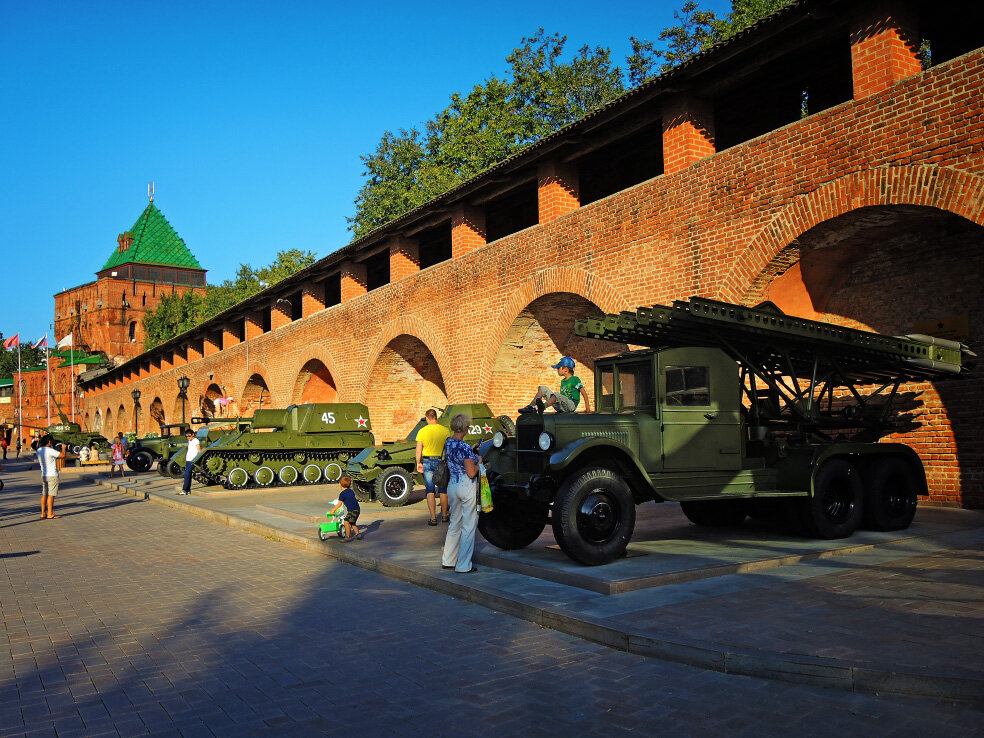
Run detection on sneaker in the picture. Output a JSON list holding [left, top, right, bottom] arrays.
[[441, 565, 455, 570], [178, 491, 189, 495], [518, 404, 536, 414]]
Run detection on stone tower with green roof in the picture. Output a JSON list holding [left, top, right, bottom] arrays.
[[53, 196, 207, 364]]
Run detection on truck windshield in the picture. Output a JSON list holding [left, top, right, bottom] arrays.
[[618, 362, 654, 409]]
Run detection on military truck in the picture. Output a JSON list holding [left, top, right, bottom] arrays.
[[159, 417, 254, 478], [480, 297, 975, 565], [183, 403, 375, 489], [346, 403, 516, 506], [126, 423, 191, 472]]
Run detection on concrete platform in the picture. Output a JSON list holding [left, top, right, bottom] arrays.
[[81, 466, 984, 702]]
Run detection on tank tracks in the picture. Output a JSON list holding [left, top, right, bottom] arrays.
[[192, 448, 357, 490]]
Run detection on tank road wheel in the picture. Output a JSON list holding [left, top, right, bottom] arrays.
[[302, 464, 322, 484], [496, 415, 517, 436], [375, 467, 414, 507], [552, 467, 635, 566], [226, 467, 249, 489], [353, 482, 373, 503], [323, 462, 344, 483], [278, 465, 299, 486], [800, 459, 863, 539], [679, 499, 748, 527], [166, 459, 184, 478], [254, 466, 275, 486], [478, 495, 549, 550], [862, 457, 919, 531], [127, 450, 154, 473]]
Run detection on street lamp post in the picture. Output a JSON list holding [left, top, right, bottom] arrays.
[[177, 376, 190, 424], [131, 388, 141, 436]]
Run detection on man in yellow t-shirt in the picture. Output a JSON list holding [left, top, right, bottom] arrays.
[[416, 409, 452, 526]]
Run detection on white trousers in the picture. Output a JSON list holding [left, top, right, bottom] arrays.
[[442, 477, 478, 572]]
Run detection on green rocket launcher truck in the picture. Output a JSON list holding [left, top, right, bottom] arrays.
[[480, 297, 975, 566]]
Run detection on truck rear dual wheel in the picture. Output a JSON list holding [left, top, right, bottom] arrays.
[[801, 459, 863, 539], [376, 467, 414, 507], [862, 457, 918, 531], [478, 495, 549, 550], [127, 450, 154, 473], [552, 467, 635, 566]]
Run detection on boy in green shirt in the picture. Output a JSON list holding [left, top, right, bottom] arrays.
[[519, 356, 591, 414]]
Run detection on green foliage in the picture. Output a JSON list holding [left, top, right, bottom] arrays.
[[0, 336, 44, 379], [349, 29, 625, 239], [142, 249, 317, 349]]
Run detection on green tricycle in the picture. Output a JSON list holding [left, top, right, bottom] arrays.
[[318, 502, 347, 541]]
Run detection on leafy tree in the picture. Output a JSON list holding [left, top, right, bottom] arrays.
[[0, 337, 47, 378], [141, 249, 317, 349]]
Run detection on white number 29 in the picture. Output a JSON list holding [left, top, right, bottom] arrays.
[[321, 412, 336, 424], [468, 424, 482, 434]]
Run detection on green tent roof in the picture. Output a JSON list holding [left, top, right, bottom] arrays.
[[101, 201, 203, 271]]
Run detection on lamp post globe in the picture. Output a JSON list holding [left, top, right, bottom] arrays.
[[177, 376, 190, 423]]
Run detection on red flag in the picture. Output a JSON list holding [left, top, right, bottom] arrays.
[[3, 334, 18, 349]]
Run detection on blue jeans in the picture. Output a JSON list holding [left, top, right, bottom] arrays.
[[183, 461, 194, 493], [422, 457, 442, 495]]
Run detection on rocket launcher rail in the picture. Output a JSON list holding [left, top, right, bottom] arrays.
[[575, 297, 975, 441]]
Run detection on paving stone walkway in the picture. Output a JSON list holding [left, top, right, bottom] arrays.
[[1, 458, 983, 737]]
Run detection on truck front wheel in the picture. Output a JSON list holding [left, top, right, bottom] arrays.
[[376, 467, 414, 506], [127, 450, 154, 473], [552, 468, 635, 565], [801, 459, 863, 539], [478, 495, 548, 550], [862, 457, 918, 531]]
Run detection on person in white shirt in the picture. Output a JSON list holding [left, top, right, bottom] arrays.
[[36, 435, 66, 519], [180, 429, 201, 495]]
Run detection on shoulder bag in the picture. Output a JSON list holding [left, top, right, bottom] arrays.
[[433, 439, 451, 489]]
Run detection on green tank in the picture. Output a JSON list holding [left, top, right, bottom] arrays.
[[159, 417, 254, 478], [41, 421, 110, 454], [345, 403, 516, 507], [183, 403, 375, 489]]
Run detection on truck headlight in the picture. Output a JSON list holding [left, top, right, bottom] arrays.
[[493, 431, 507, 448], [537, 432, 554, 451]]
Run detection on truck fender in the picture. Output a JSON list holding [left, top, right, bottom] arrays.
[[548, 437, 658, 501]]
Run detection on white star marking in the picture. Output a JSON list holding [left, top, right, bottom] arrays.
[[483, 425, 493, 434], [355, 416, 368, 428]]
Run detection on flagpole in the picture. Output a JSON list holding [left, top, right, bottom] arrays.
[[17, 342, 22, 447], [70, 348, 75, 423], [46, 343, 51, 426]]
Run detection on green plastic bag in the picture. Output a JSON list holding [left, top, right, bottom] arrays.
[[479, 473, 493, 513]]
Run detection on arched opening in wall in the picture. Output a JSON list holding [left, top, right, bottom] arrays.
[[128, 321, 137, 343], [751, 205, 983, 508], [199, 383, 224, 418], [365, 335, 446, 441], [117, 405, 127, 436], [149, 397, 165, 430], [241, 374, 270, 415], [84, 412, 91, 431], [488, 293, 628, 417], [293, 360, 338, 405], [172, 394, 188, 425], [104, 409, 112, 436]]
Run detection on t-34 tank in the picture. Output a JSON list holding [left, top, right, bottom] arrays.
[[191, 403, 375, 489], [159, 417, 253, 478]]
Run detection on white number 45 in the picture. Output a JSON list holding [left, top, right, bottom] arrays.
[[321, 412, 336, 424]]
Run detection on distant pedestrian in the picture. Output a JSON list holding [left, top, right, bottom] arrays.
[[2, 437, 7, 459], [117, 432, 129, 453], [416, 409, 451, 526], [328, 476, 363, 542], [36, 434, 65, 519], [109, 437, 126, 478], [16, 439, 22, 458], [441, 413, 482, 574], [180, 428, 199, 495]]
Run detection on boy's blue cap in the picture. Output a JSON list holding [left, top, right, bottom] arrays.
[[551, 357, 575, 369]]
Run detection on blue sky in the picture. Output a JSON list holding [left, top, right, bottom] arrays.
[[1, 0, 731, 346]]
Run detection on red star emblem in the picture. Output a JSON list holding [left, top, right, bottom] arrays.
[[355, 416, 368, 428], [483, 425, 493, 434]]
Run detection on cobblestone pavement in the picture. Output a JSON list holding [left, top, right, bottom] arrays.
[[2, 460, 982, 737]]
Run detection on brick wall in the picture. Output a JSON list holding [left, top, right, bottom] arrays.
[[82, 47, 984, 505]]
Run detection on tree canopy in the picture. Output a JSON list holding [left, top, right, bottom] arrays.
[[349, 1, 791, 238], [0, 338, 44, 379], [142, 249, 317, 349]]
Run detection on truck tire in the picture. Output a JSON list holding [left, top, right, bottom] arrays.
[[552, 467, 635, 566], [166, 459, 184, 478], [478, 496, 549, 550], [679, 499, 747, 527], [127, 450, 154, 473], [862, 457, 918, 531], [375, 467, 414, 507], [496, 415, 516, 436], [353, 481, 373, 503], [800, 458, 863, 539]]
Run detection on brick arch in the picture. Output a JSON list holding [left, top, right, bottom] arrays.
[[290, 346, 342, 403], [723, 166, 984, 303], [475, 268, 631, 396], [241, 366, 273, 414], [355, 315, 453, 401]]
